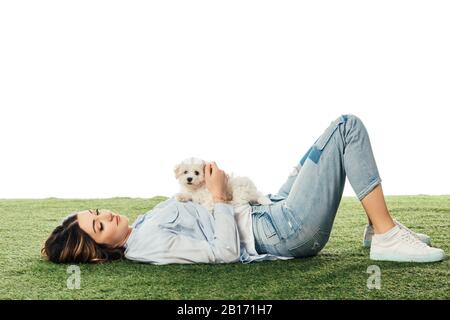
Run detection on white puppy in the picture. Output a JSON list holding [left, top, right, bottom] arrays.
[[174, 157, 272, 212]]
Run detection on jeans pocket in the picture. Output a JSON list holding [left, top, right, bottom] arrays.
[[287, 228, 328, 257], [269, 202, 301, 240], [261, 213, 278, 239]]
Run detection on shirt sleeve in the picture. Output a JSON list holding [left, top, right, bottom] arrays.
[[125, 202, 241, 265]]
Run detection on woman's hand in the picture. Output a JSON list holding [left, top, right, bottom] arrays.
[[204, 161, 230, 203]]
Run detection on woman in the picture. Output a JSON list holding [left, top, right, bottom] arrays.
[[42, 114, 446, 264]]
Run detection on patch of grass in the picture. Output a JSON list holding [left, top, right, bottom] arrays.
[[0, 195, 448, 299]]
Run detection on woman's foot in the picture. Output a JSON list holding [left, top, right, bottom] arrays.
[[370, 225, 445, 263], [363, 219, 431, 248]]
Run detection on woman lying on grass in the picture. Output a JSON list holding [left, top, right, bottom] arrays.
[[42, 114, 446, 264]]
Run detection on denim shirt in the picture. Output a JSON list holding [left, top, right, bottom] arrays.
[[124, 196, 291, 265]]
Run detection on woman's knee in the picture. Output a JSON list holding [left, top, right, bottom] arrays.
[[342, 113, 368, 136], [343, 113, 364, 126]]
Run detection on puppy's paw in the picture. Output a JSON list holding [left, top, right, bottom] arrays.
[[175, 193, 192, 202]]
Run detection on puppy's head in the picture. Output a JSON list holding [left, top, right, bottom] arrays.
[[174, 157, 206, 190]]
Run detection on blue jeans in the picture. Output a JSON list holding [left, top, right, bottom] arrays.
[[251, 114, 382, 257]]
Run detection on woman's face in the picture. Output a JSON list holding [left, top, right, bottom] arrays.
[[77, 209, 131, 247]]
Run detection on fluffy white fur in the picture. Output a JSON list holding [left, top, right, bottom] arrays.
[[174, 157, 272, 212]]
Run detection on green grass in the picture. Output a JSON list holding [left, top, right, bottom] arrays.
[[0, 195, 449, 300]]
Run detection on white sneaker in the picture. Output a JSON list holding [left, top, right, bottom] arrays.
[[363, 219, 431, 248], [370, 226, 445, 263]]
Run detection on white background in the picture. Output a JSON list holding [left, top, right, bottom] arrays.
[[1, 1, 449, 199]]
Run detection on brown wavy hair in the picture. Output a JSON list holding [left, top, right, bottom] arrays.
[[41, 213, 125, 263]]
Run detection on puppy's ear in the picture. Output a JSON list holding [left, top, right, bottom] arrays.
[[174, 163, 183, 179]]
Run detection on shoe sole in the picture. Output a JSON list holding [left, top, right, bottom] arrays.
[[370, 251, 445, 263]]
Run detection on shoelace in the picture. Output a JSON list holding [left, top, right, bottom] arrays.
[[399, 230, 428, 248], [394, 219, 422, 240]]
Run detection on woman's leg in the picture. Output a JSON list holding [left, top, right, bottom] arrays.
[[277, 146, 394, 234], [258, 114, 444, 262], [360, 184, 395, 233], [276, 114, 390, 256]]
